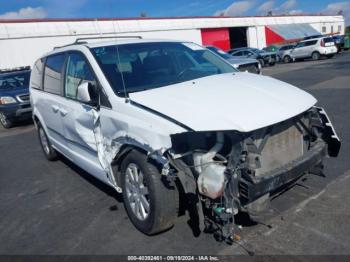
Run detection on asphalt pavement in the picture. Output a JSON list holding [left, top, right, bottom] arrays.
[[1, 52, 350, 255]]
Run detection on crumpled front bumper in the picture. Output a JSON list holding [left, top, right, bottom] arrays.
[[239, 139, 326, 204], [239, 107, 341, 205]]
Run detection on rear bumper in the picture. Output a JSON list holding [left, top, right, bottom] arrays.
[[321, 47, 338, 55]]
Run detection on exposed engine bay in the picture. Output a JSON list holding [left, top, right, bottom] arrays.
[[167, 107, 340, 243]]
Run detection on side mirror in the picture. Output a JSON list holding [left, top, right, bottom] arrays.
[[77, 82, 98, 107]]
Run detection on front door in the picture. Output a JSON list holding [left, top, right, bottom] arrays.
[[60, 51, 106, 182], [291, 42, 306, 58]]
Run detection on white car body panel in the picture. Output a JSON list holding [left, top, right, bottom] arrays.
[[129, 72, 317, 132]]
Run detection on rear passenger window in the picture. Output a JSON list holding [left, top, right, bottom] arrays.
[[31, 58, 44, 90], [64, 52, 96, 100], [305, 40, 317, 46], [44, 54, 65, 95]]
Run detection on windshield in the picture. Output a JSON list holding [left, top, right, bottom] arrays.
[[0, 71, 30, 90], [252, 48, 264, 54], [91, 42, 235, 94], [323, 37, 334, 43]]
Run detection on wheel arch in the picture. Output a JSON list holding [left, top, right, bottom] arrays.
[[32, 109, 48, 133], [111, 143, 159, 187]]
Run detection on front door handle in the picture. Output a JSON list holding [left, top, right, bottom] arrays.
[[51, 105, 59, 113], [59, 108, 68, 117]]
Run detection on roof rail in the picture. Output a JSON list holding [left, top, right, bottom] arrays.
[[53, 35, 143, 50], [75, 36, 142, 43]]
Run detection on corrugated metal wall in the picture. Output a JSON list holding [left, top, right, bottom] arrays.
[[0, 15, 345, 69]]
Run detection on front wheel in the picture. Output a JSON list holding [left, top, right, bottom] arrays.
[[0, 112, 13, 129], [121, 150, 178, 235], [283, 55, 292, 63]]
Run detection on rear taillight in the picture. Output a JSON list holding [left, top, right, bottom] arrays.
[[321, 39, 325, 47]]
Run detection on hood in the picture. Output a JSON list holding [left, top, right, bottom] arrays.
[[260, 51, 276, 56], [129, 73, 316, 132], [227, 57, 258, 66], [0, 87, 29, 97]]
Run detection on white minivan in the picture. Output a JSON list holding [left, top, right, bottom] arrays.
[[30, 37, 340, 242]]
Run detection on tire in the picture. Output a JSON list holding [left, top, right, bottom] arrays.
[[269, 61, 276, 66], [0, 112, 13, 128], [121, 150, 178, 235], [258, 59, 265, 67], [283, 55, 292, 63], [312, 52, 321, 61], [38, 123, 58, 161]]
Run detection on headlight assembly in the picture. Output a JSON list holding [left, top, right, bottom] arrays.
[[0, 96, 17, 104]]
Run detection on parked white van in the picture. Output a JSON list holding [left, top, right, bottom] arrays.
[[30, 37, 340, 242]]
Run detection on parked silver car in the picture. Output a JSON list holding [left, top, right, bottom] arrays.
[[228, 47, 277, 67], [206, 46, 261, 74]]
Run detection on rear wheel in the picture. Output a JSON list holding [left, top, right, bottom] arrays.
[[121, 150, 178, 235], [0, 112, 13, 129], [38, 123, 58, 161], [312, 52, 321, 61]]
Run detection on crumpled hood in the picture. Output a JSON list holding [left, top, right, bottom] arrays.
[[129, 73, 317, 132]]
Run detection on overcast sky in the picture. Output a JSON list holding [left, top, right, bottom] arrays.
[[0, 0, 349, 24]]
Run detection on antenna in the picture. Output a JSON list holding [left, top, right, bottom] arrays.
[[115, 41, 129, 101]]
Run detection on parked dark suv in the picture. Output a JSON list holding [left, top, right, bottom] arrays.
[[0, 67, 32, 128]]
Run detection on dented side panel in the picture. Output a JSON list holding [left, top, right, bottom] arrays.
[[94, 101, 187, 189]]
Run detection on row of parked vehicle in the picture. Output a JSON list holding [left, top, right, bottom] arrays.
[[265, 34, 349, 63], [206, 34, 349, 75]]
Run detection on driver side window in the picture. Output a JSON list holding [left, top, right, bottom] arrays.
[[65, 52, 96, 100]]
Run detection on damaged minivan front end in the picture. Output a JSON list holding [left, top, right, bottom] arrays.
[[165, 106, 340, 242]]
